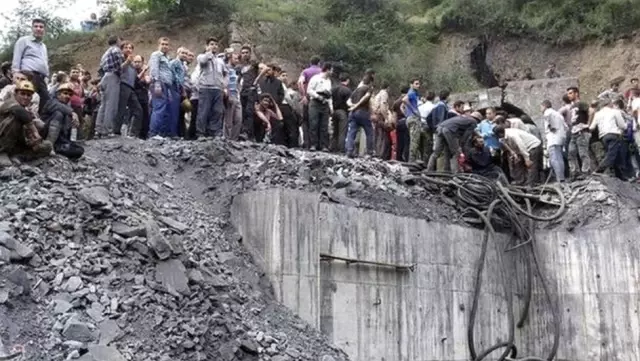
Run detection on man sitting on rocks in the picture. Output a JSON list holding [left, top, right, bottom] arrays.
[[0, 80, 52, 166], [40, 83, 84, 160], [0, 71, 40, 117]]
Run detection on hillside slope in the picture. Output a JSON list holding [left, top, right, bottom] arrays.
[[50, 17, 640, 98]]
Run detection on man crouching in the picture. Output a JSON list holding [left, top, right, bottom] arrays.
[[0, 81, 52, 166], [40, 83, 84, 159]]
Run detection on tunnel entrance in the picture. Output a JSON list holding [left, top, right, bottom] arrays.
[[470, 41, 499, 88]]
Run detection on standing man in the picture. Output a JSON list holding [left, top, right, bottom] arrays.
[[403, 78, 422, 161], [566, 86, 592, 178], [169, 46, 188, 137], [116, 41, 142, 137], [331, 73, 352, 153], [239, 45, 259, 140], [132, 55, 150, 139], [148, 37, 174, 137], [224, 52, 242, 140], [12, 18, 50, 114], [590, 97, 627, 179], [298, 56, 323, 148], [277, 69, 300, 148], [541, 100, 567, 182], [306, 62, 333, 151], [345, 77, 374, 157], [196, 37, 227, 138], [95, 35, 124, 136]]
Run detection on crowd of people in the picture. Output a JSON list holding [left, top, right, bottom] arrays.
[[1, 18, 639, 185]]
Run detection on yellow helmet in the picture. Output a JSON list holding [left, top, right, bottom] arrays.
[[57, 82, 75, 93], [181, 98, 192, 112], [15, 80, 35, 93]]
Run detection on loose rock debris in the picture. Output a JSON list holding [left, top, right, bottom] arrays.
[[0, 137, 638, 360]]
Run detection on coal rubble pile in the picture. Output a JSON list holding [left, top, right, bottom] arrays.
[[0, 153, 346, 361], [0, 137, 636, 361]]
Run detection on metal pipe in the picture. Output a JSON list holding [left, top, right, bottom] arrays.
[[319, 253, 415, 272]]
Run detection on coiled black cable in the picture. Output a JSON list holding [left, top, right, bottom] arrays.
[[401, 167, 565, 361]]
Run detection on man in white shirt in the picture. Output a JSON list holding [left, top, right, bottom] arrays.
[[495, 124, 543, 186], [590, 98, 627, 178], [541, 100, 567, 182], [306, 62, 333, 151]]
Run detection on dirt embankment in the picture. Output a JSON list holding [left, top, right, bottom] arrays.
[[432, 34, 640, 97], [51, 17, 640, 98]]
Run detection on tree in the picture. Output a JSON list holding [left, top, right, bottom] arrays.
[[0, 0, 76, 44]]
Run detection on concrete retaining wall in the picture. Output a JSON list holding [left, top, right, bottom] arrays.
[[231, 189, 640, 361], [450, 77, 579, 118]]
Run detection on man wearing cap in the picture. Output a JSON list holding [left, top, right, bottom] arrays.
[[12, 19, 50, 114], [0, 71, 40, 117], [426, 111, 483, 173], [0, 80, 52, 166], [40, 83, 84, 159]]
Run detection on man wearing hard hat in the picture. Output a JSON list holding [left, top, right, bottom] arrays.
[[40, 83, 84, 159], [0, 80, 52, 166]]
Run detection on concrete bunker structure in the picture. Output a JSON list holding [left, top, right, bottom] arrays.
[[231, 189, 640, 361], [449, 77, 579, 123]]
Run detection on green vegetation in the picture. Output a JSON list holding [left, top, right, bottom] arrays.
[[419, 0, 640, 44]]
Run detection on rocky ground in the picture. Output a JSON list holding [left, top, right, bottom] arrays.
[[0, 137, 638, 361]]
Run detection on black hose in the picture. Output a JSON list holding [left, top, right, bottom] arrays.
[[525, 199, 561, 361], [516, 247, 532, 328], [405, 171, 565, 361], [466, 203, 498, 361]]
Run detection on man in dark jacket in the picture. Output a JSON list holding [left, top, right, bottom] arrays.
[[331, 73, 352, 153], [426, 111, 482, 173], [467, 134, 508, 182], [40, 83, 84, 159]]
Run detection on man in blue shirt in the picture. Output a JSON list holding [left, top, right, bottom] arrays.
[[403, 78, 423, 162], [12, 19, 50, 114], [476, 107, 500, 151], [224, 51, 242, 140], [149, 37, 174, 137], [169, 47, 188, 137]]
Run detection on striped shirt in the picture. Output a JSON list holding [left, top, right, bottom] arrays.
[[149, 51, 173, 85], [226, 64, 238, 99], [99, 45, 124, 74]]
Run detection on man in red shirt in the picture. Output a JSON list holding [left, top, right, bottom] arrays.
[[68, 67, 85, 138]]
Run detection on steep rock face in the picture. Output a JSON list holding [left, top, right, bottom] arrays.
[[432, 33, 640, 97]]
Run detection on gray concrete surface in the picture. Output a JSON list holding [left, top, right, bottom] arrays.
[[450, 77, 579, 118], [231, 189, 640, 361]]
